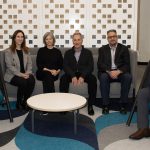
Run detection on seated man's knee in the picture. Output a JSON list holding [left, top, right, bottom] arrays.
[[99, 73, 109, 81], [122, 73, 132, 82]]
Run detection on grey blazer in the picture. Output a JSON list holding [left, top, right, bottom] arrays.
[[4, 48, 33, 83]]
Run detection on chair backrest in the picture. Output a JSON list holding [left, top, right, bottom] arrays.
[[0, 62, 5, 95], [0, 50, 6, 76], [129, 49, 138, 91]]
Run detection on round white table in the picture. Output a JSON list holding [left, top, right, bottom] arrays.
[[27, 93, 87, 134]]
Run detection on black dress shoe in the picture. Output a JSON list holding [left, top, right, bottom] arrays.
[[120, 107, 127, 114], [88, 105, 94, 115], [102, 107, 109, 115], [129, 128, 150, 140]]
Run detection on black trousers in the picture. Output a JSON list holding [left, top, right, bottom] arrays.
[[99, 72, 132, 106], [10, 74, 35, 104], [59, 73, 97, 106], [42, 72, 58, 93]]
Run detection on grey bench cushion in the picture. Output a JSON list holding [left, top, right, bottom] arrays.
[[0, 48, 137, 99]]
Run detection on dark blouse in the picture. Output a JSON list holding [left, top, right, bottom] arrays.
[[36, 46, 63, 72], [16, 49, 25, 73]]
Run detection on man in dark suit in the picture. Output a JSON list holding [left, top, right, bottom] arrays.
[[97, 29, 132, 114], [60, 32, 97, 115]]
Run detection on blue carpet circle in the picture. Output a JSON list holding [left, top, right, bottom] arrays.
[[95, 112, 137, 134], [15, 111, 99, 150], [15, 126, 95, 150], [0, 101, 27, 120]]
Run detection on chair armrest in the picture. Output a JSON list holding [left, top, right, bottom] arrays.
[[129, 49, 137, 90], [0, 50, 6, 76]]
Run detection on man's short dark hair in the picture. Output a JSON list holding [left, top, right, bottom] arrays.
[[107, 29, 117, 35]]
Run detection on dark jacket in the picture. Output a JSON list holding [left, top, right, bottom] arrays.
[[97, 43, 130, 76], [63, 46, 94, 78]]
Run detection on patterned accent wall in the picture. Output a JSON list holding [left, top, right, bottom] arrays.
[[0, 0, 138, 50]]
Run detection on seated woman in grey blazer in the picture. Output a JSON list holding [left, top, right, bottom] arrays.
[[4, 30, 35, 110]]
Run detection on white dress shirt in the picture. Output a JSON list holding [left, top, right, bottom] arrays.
[[110, 45, 117, 70]]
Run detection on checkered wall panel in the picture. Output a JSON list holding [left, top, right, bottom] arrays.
[[0, 0, 138, 50]]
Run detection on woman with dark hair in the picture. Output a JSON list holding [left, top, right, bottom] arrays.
[[36, 32, 63, 93], [4, 30, 35, 110]]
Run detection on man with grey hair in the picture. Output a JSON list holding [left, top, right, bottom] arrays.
[[60, 32, 97, 115]]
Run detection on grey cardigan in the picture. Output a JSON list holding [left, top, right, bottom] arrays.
[[4, 48, 33, 82]]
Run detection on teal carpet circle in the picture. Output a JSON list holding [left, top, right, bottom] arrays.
[[0, 100, 28, 147], [0, 101, 27, 120], [0, 101, 16, 110], [15, 111, 99, 150], [95, 112, 137, 134], [95, 112, 138, 150], [15, 126, 94, 150]]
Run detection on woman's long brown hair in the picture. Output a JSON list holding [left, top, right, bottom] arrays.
[[10, 30, 29, 53]]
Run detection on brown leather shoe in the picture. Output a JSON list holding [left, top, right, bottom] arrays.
[[129, 128, 150, 140]]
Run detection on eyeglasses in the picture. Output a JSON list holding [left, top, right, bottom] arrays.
[[107, 35, 117, 39]]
